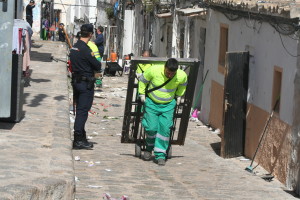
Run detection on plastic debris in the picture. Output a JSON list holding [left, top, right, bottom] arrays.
[[103, 193, 130, 200], [74, 156, 80, 161], [103, 116, 119, 119], [189, 117, 199, 122], [110, 104, 121, 107], [88, 161, 94, 167]]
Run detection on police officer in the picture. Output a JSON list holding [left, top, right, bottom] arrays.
[[26, 0, 35, 27], [70, 24, 101, 149]]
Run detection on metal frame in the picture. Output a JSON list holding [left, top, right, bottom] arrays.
[[121, 57, 200, 149]]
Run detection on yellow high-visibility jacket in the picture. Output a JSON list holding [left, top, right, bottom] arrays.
[[138, 65, 188, 104], [87, 41, 101, 61], [136, 63, 152, 79]]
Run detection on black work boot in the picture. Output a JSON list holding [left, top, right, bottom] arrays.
[[73, 133, 93, 149]]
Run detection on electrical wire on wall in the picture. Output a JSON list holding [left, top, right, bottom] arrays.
[[278, 32, 300, 57], [54, 3, 96, 8], [206, 2, 300, 57]]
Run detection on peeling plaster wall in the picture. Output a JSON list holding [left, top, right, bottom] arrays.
[[245, 103, 292, 184], [287, 41, 300, 193], [152, 17, 172, 57], [203, 8, 299, 187], [201, 9, 297, 125]]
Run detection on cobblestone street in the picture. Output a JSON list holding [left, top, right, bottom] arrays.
[[72, 74, 298, 200]]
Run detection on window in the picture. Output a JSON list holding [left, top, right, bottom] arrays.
[[218, 24, 228, 74], [272, 66, 282, 113]]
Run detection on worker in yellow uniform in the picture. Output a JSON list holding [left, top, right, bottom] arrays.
[[87, 41, 102, 87], [138, 58, 188, 166]]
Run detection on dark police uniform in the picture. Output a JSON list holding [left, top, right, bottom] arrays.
[[70, 39, 101, 149], [26, 1, 35, 27]]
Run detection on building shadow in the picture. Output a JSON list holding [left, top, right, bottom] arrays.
[[30, 78, 51, 83], [210, 142, 221, 156], [27, 94, 48, 107], [283, 190, 298, 198], [30, 51, 52, 62], [54, 95, 66, 101], [0, 122, 15, 130], [31, 44, 43, 48]]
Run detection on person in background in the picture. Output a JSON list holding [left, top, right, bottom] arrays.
[[94, 26, 104, 57], [136, 50, 152, 79], [69, 24, 101, 149], [58, 23, 65, 42], [138, 58, 187, 166], [26, 0, 35, 27]]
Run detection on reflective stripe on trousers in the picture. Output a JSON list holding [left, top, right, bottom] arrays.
[[142, 97, 176, 160]]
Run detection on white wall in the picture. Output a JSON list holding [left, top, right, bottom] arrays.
[[122, 10, 134, 56], [202, 9, 297, 125]]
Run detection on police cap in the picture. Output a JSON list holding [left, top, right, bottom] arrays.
[[81, 24, 94, 34]]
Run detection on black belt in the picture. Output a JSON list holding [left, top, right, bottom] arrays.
[[73, 74, 94, 82]]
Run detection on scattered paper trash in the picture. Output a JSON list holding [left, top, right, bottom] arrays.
[[212, 129, 220, 134], [92, 131, 99, 136], [70, 116, 75, 123], [116, 133, 122, 136], [177, 163, 182, 165], [74, 156, 80, 161], [105, 169, 112, 172], [87, 185, 102, 188], [75, 176, 79, 182], [95, 92, 107, 98], [87, 136, 93, 140], [240, 158, 250, 161], [95, 161, 101, 164]]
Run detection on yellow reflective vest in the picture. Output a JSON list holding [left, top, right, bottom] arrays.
[[138, 65, 188, 104], [87, 41, 101, 61], [136, 63, 152, 78]]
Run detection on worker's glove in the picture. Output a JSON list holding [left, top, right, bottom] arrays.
[[176, 96, 182, 106], [139, 95, 146, 103]]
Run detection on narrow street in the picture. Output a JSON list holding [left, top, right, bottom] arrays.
[[71, 53, 298, 199], [0, 34, 298, 200]]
